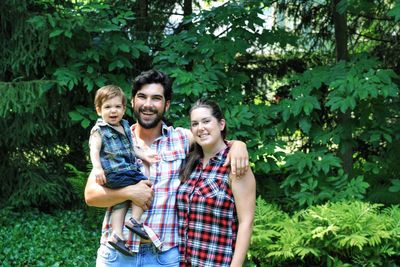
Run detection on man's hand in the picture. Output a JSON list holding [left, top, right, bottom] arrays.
[[224, 140, 249, 178], [126, 180, 154, 210], [85, 170, 154, 208], [94, 167, 107, 185]]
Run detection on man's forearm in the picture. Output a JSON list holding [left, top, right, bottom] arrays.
[[84, 171, 128, 207], [85, 170, 154, 209]]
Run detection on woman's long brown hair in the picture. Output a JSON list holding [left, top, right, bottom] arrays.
[[180, 99, 227, 182]]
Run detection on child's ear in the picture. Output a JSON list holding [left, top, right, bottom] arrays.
[[96, 107, 102, 116]]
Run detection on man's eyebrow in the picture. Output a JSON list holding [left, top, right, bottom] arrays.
[[137, 92, 163, 98]]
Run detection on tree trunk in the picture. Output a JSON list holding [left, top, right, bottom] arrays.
[[332, 0, 353, 174], [135, 0, 151, 71], [183, 0, 192, 18], [175, 0, 193, 72], [175, 0, 193, 33]]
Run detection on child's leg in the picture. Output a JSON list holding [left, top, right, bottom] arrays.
[[108, 203, 133, 256], [131, 203, 144, 222], [126, 203, 149, 239], [111, 205, 127, 238]]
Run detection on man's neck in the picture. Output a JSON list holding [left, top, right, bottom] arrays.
[[134, 122, 163, 146]]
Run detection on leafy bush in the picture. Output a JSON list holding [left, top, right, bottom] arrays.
[[0, 208, 100, 266], [65, 163, 104, 228], [276, 56, 399, 207], [250, 197, 400, 266]]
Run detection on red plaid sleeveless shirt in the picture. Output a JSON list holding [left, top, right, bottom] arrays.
[[177, 146, 238, 267]]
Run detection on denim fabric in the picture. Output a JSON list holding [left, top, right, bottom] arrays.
[[105, 169, 147, 189], [96, 244, 179, 267]]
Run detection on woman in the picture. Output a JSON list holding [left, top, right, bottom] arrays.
[[177, 99, 256, 267]]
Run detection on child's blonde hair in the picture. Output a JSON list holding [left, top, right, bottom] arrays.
[[94, 85, 127, 109]]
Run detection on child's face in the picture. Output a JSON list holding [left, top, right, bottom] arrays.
[[96, 96, 126, 126]]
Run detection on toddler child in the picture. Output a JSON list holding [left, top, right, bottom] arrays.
[[89, 85, 157, 256]]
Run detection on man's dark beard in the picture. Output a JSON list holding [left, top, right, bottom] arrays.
[[134, 107, 165, 129]]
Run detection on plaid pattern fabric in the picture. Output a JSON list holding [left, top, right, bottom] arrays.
[[90, 118, 138, 175], [177, 145, 238, 267], [100, 123, 190, 253]]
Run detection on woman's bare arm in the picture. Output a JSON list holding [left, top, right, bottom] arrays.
[[230, 168, 256, 267]]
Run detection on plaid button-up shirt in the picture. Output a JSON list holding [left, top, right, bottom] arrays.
[[100, 122, 190, 252], [177, 145, 238, 267]]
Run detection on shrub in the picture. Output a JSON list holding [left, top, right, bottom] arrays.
[[250, 198, 400, 266], [0, 208, 100, 266]]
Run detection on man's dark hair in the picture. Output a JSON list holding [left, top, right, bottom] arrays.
[[132, 70, 173, 101]]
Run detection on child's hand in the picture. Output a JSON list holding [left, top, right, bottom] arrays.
[[142, 150, 160, 165], [134, 144, 160, 165], [94, 168, 107, 185]]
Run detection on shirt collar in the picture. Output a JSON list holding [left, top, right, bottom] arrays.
[[200, 142, 229, 164], [96, 118, 108, 126], [212, 144, 229, 162], [160, 121, 169, 136], [96, 118, 128, 128]]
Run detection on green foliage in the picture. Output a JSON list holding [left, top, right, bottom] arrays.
[[150, 0, 400, 208], [153, 1, 285, 181], [1, 0, 400, 213], [65, 163, 88, 201], [0, 143, 75, 209], [250, 198, 400, 266], [26, 1, 151, 124], [388, 0, 400, 22], [65, 163, 104, 227], [0, 208, 98, 266], [275, 55, 399, 206], [389, 179, 400, 193], [0, 0, 155, 209], [8, 162, 73, 208]]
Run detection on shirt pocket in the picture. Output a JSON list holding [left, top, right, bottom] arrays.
[[195, 176, 233, 201], [158, 150, 186, 180], [104, 130, 117, 139], [194, 178, 234, 218], [102, 132, 118, 157], [102, 134, 134, 166]]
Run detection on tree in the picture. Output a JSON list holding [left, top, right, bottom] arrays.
[[1, 0, 399, 210], [333, 0, 352, 174]]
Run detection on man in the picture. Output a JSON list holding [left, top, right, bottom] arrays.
[[85, 70, 249, 266]]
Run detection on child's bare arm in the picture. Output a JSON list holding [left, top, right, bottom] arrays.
[[89, 131, 106, 185]]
